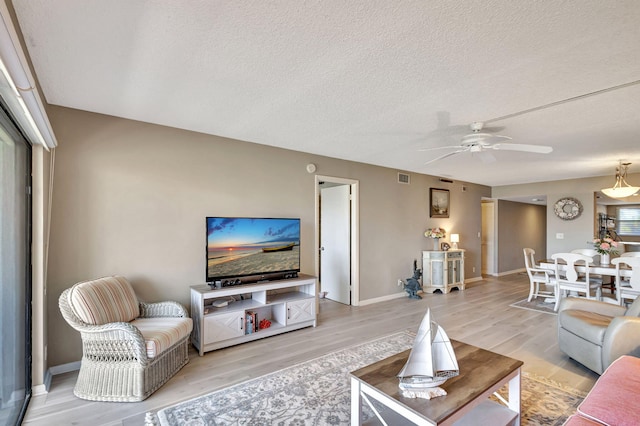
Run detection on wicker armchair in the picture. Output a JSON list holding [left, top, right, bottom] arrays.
[[59, 276, 193, 402]]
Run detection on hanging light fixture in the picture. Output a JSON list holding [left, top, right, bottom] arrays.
[[601, 161, 640, 198]]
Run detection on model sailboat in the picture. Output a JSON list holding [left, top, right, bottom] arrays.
[[398, 309, 459, 392]]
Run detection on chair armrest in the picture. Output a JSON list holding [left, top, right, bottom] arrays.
[[139, 301, 188, 318], [529, 267, 552, 276], [530, 267, 557, 282], [558, 298, 627, 317], [603, 317, 640, 368], [78, 321, 149, 363]]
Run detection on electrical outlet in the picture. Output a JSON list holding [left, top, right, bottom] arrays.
[[472, 267, 476, 273], [398, 279, 403, 286]]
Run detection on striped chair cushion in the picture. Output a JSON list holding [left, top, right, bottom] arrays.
[[131, 317, 193, 358], [70, 276, 140, 325]]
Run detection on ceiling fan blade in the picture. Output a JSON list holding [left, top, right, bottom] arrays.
[[492, 143, 553, 154], [418, 145, 463, 152], [424, 149, 467, 165], [475, 151, 497, 163]]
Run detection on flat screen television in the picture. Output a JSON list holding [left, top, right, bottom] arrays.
[[206, 217, 301, 285]]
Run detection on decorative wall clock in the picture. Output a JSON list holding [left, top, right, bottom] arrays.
[[554, 197, 583, 220]]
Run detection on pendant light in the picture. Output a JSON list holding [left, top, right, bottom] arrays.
[[601, 161, 640, 198]]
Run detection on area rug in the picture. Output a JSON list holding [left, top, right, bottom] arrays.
[[154, 332, 585, 426], [510, 298, 557, 314]]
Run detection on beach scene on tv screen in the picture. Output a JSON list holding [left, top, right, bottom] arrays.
[[207, 217, 300, 278]]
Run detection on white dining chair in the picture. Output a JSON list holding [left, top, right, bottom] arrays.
[[523, 248, 555, 302], [571, 248, 601, 261], [552, 252, 602, 311], [612, 257, 640, 306], [619, 253, 640, 287], [571, 248, 609, 291], [621, 252, 640, 257]]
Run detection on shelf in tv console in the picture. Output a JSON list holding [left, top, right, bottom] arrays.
[[190, 274, 318, 355]]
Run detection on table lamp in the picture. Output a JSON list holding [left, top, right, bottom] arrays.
[[450, 234, 459, 249]]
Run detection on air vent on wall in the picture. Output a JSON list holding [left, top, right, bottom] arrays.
[[398, 172, 410, 184]]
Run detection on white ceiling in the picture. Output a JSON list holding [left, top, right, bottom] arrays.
[[12, 0, 640, 187]]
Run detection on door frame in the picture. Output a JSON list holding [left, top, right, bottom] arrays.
[[481, 198, 497, 276], [314, 175, 360, 306]]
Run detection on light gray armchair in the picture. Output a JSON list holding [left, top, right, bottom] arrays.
[[558, 297, 640, 374]]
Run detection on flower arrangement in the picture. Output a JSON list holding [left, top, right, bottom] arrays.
[[424, 227, 446, 239], [592, 237, 619, 255]]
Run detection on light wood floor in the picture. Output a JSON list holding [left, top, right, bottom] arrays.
[[23, 273, 599, 426]]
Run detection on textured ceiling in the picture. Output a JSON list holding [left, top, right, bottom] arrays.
[[12, 0, 640, 187]]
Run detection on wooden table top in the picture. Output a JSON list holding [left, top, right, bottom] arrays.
[[350, 339, 523, 424], [539, 259, 631, 277]]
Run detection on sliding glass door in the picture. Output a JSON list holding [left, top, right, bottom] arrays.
[[0, 108, 31, 426]]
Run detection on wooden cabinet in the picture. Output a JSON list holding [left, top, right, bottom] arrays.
[[286, 298, 316, 325], [422, 250, 465, 294], [191, 274, 317, 355], [203, 311, 244, 342]]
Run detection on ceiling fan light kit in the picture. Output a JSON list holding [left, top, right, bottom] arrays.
[[601, 161, 640, 198]]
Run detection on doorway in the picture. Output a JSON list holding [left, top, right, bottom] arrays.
[[315, 175, 360, 306]]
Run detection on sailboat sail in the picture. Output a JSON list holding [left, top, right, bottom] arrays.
[[398, 309, 459, 389]]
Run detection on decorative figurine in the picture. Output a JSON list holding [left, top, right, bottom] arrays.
[[397, 308, 459, 398], [402, 260, 423, 299]]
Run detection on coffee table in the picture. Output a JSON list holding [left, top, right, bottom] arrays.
[[350, 339, 523, 425]]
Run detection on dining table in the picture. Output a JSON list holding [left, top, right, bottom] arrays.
[[538, 259, 632, 279], [539, 258, 633, 298]]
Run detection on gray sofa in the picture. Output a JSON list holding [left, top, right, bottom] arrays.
[[557, 297, 640, 374]]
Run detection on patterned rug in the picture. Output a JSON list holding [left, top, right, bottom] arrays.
[[510, 298, 557, 314], [153, 332, 586, 426]]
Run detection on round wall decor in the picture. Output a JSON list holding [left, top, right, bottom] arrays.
[[554, 197, 583, 220]]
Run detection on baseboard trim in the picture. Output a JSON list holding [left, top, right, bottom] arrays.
[[32, 383, 48, 396], [358, 277, 487, 305], [49, 360, 81, 376], [358, 291, 407, 306], [497, 268, 526, 277]]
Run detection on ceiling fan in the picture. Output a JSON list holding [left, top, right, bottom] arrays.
[[420, 122, 553, 165]]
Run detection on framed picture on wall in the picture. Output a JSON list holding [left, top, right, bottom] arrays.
[[430, 188, 450, 218]]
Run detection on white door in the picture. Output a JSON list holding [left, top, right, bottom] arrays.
[[320, 185, 351, 305]]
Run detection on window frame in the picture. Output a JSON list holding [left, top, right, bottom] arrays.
[[617, 206, 640, 236]]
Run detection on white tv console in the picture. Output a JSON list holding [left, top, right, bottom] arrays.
[[190, 274, 317, 356]]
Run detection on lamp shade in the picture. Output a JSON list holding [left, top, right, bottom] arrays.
[[601, 186, 639, 198], [601, 161, 639, 198], [450, 234, 459, 249]]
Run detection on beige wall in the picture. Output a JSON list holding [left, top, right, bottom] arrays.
[[496, 200, 546, 273], [46, 106, 490, 366], [493, 174, 640, 256]]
